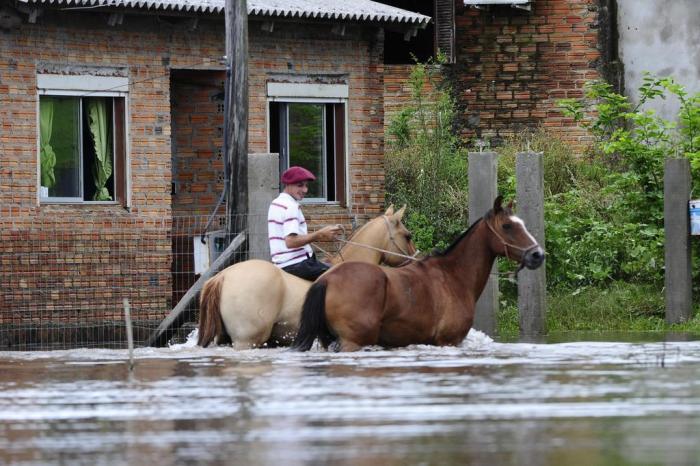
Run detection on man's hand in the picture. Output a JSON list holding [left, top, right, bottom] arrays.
[[315, 224, 342, 242], [285, 224, 342, 248]]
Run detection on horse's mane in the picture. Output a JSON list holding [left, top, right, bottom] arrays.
[[428, 204, 513, 258], [345, 215, 375, 242], [429, 218, 483, 258]]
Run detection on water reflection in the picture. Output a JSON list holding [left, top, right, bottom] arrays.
[[1, 331, 700, 465]]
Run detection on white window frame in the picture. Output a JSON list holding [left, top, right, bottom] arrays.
[[36, 74, 130, 206], [266, 82, 350, 205]]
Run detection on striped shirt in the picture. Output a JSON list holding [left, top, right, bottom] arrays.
[[267, 192, 313, 268]]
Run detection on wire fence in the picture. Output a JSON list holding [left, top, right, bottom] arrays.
[[0, 209, 372, 351]]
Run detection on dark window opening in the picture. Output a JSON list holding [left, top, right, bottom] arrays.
[[269, 101, 346, 204], [381, 0, 435, 64]]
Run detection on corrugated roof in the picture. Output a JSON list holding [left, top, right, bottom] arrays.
[[17, 0, 431, 26]]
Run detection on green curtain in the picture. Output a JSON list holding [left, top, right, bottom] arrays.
[[39, 98, 56, 189], [88, 99, 113, 201]]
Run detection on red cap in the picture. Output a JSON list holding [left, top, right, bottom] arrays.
[[281, 166, 316, 184]]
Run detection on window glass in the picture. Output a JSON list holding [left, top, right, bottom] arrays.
[[269, 100, 345, 204], [39, 95, 121, 202], [41, 96, 81, 198], [288, 103, 324, 198]]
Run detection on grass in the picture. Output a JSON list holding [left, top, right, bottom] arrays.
[[496, 281, 700, 338]]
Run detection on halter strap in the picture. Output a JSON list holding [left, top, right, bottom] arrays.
[[381, 215, 416, 259], [484, 219, 540, 262]]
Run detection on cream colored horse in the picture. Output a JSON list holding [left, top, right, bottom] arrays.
[[197, 206, 416, 349]]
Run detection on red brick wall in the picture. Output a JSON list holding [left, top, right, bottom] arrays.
[[0, 11, 387, 346], [381, 1, 601, 153], [168, 25, 387, 219], [248, 24, 386, 215], [171, 70, 227, 217], [0, 14, 195, 338], [451, 0, 600, 150], [383, 64, 442, 141]]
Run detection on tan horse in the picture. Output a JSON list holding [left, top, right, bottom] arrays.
[[197, 206, 416, 349], [292, 196, 545, 352]]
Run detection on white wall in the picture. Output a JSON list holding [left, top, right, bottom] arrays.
[[617, 0, 700, 120]]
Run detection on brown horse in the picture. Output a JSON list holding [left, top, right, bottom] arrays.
[[291, 196, 545, 352], [197, 206, 416, 349]]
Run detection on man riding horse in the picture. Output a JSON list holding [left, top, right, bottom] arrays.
[[267, 166, 342, 281]]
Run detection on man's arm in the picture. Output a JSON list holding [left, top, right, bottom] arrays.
[[285, 225, 342, 249]]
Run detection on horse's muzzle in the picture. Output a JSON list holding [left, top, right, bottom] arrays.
[[523, 246, 545, 270]]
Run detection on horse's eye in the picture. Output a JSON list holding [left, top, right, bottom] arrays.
[[406, 233, 412, 240], [502, 223, 512, 230]]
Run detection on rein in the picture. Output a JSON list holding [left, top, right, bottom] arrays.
[[333, 216, 420, 263]]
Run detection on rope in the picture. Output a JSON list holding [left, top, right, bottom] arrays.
[[311, 237, 420, 262], [311, 219, 420, 263], [311, 242, 333, 258], [336, 238, 420, 261], [490, 268, 521, 279]]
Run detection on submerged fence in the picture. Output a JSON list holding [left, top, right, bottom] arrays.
[[0, 209, 371, 351]]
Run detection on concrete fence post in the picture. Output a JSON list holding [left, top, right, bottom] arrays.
[[468, 151, 499, 335], [248, 153, 279, 260], [664, 158, 692, 324], [516, 151, 546, 337]]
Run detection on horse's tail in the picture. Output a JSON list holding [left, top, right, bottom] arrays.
[[197, 273, 227, 347], [291, 280, 333, 352]]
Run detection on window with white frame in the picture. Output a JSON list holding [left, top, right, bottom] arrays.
[[268, 81, 347, 204], [38, 73, 127, 204]]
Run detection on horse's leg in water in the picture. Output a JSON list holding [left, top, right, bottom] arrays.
[[324, 265, 387, 352]]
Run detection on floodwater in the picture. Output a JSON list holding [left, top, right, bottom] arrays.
[[2, 331, 700, 466]]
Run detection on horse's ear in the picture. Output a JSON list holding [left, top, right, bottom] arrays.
[[394, 205, 407, 221], [493, 195, 504, 212], [385, 204, 395, 216], [507, 200, 514, 210]]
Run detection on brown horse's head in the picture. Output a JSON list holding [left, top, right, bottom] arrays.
[[382, 205, 418, 266], [484, 196, 544, 270]]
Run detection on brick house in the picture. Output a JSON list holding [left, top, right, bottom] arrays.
[[0, 0, 618, 349], [0, 0, 429, 348]]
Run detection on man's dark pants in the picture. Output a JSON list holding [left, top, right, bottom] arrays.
[[282, 255, 330, 281]]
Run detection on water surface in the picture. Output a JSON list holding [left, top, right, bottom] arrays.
[[1, 331, 700, 465]]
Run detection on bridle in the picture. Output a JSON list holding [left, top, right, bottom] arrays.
[[381, 215, 419, 261], [484, 218, 540, 266]]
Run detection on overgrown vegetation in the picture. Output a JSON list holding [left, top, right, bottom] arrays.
[[555, 74, 700, 289], [385, 55, 468, 251], [385, 62, 700, 334]]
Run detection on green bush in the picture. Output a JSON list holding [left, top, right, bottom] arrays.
[[385, 56, 468, 251], [386, 67, 700, 296], [556, 74, 700, 288]]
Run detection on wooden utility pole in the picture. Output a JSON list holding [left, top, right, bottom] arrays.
[[225, 0, 248, 239], [143, 1, 249, 347]]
